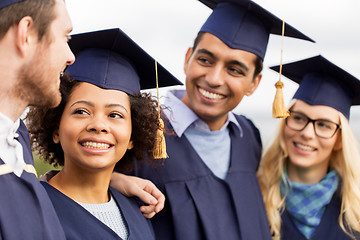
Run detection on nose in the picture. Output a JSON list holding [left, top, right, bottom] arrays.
[[300, 121, 316, 138], [66, 45, 75, 66], [86, 117, 109, 134], [205, 65, 225, 87]]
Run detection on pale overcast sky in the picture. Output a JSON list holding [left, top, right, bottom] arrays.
[[66, 0, 360, 141]]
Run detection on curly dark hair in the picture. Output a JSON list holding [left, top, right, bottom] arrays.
[[26, 73, 160, 172]]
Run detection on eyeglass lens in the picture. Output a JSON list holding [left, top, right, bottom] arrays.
[[286, 111, 339, 138]]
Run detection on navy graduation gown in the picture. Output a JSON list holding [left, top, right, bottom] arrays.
[[135, 115, 271, 240], [41, 182, 155, 240], [281, 194, 360, 240], [0, 120, 66, 240]]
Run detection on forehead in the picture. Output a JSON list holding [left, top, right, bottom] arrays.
[[195, 33, 257, 66], [68, 82, 130, 106], [51, 0, 72, 34], [292, 100, 340, 121]]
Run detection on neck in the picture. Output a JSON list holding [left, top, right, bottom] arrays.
[[181, 93, 228, 131], [202, 116, 227, 131], [48, 166, 113, 204], [287, 161, 329, 184], [0, 94, 28, 122]]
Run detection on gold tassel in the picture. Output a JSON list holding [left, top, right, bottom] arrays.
[[153, 60, 168, 159], [272, 20, 289, 118], [153, 118, 168, 159], [272, 80, 289, 118]]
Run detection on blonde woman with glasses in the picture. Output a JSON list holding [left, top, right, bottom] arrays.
[[257, 55, 360, 240]]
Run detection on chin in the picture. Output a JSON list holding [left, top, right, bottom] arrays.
[[42, 90, 62, 108], [51, 94, 62, 108], [288, 158, 314, 169]]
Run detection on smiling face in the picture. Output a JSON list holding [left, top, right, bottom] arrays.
[[182, 33, 261, 130], [285, 100, 342, 181], [53, 82, 133, 173], [18, 0, 75, 108]]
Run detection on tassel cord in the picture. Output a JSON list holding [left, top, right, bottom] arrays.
[[272, 20, 290, 118], [153, 61, 168, 159]]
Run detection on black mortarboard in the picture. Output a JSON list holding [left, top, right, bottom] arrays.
[[198, 0, 314, 59], [0, 0, 24, 9], [65, 28, 182, 95], [270, 55, 360, 119]]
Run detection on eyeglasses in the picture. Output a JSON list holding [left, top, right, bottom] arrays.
[[285, 111, 341, 139]]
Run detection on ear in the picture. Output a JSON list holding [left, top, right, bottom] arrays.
[[52, 129, 60, 144], [127, 140, 134, 150], [15, 16, 35, 57], [333, 133, 342, 151], [245, 73, 262, 96], [183, 47, 193, 74]]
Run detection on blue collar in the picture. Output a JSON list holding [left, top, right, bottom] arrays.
[[163, 90, 242, 137]]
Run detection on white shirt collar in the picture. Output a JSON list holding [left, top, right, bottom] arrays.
[[0, 112, 25, 177]]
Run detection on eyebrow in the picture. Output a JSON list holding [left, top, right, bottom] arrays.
[[196, 48, 249, 72], [70, 101, 128, 113], [228, 60, 249, 72], [70, 100, 93, 108], [197, 48, 215, 58], [105, 103, 128, 113], [292, 110, 339, 123]]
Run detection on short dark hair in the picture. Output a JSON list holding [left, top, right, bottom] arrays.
[[192, 32, 263, 80], [0, 0, 56, 41], [26, 73, 160, 172]]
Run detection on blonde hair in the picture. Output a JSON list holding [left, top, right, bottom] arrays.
[[257, 100, 360, 239]]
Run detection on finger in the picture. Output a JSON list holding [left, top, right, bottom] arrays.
[[140, 205, 156, 215], [142, 211, 156, 219], [149, 188, 165, 213], [143, 184, 165, 213], [135, 187, 157, 205]]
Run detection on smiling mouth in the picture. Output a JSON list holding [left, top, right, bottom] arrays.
[[294, 142, 316, 151], [199, 88, 225, 100], [81, 141, 111, 149]]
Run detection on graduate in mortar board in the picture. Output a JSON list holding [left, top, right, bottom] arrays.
[[26, 28, 181, 240], [257, 55, 360, 239], [1, 1, 167, 238], [0, 0, 75, 239], [109, 0, 314, 239]]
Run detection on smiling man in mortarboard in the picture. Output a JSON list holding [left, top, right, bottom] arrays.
[[128, 1, 315, 239]]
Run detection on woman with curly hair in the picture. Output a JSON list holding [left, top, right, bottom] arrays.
[[257, 55, 360, 240], [26, 28, 180, 240]]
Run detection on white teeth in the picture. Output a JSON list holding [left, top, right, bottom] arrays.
[[82, 142, 110, 149], [199, 88, 225, 100], [295, 143, 315, 151]]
